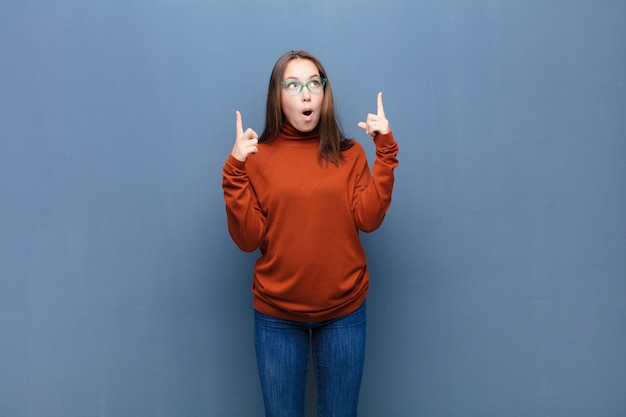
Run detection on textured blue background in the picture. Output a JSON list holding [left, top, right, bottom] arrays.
[[1, 1, 625, 416]]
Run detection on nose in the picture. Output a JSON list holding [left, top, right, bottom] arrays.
[[300, 86, 311, 101]]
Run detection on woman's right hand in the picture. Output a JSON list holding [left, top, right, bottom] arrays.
[[231, 111, 259, 162]]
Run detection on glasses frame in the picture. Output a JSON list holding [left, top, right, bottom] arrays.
[[280, 77, 327, 96]]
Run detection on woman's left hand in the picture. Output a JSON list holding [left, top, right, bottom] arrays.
[[358, 92, 390, 138]]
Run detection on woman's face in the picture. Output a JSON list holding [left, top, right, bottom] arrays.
[[280, 59, 324, 132]]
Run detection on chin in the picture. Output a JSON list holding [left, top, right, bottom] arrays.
[[297, 124, 317, 133], [288, 119, 317, 133]]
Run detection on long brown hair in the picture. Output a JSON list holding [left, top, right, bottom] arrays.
[[258, 50, 353, 165]]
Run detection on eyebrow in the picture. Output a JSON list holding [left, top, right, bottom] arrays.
[[283, 74, 321, 81]]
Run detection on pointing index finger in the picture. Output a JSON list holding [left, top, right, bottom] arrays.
[[377, 92, 386, 118], [235, 111, 244, 137]]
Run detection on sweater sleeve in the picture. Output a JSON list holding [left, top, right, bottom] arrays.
[[351, 131, 399, 232], [222, 154, 266, 252]]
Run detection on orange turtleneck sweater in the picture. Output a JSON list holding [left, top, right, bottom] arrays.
[[222, 123, 399, 321]]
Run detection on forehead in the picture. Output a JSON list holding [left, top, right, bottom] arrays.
[[283, 59, 319, 79]]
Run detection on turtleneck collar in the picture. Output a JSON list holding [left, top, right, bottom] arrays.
[[280, 121, 320, 141]]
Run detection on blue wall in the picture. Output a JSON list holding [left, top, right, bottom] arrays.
[[1, 1, 625, 416]]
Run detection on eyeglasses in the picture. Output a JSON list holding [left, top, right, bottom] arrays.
[[280, 77, 327, 96]]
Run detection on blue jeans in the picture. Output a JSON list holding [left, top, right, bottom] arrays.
[[254, 302, 366, 417]]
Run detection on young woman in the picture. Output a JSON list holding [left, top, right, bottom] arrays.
[[222, 50, 399, 417]]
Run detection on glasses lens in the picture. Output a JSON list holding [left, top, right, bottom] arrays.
[[307, 78, 324, 94], [283, 80, 303, 96]]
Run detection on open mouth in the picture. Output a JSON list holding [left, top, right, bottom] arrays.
[[302, 110, 313, 117]]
